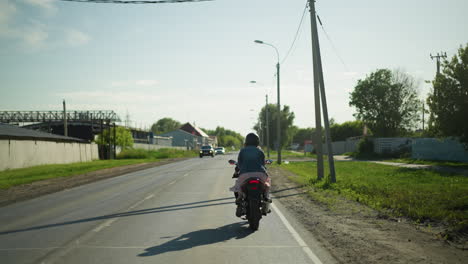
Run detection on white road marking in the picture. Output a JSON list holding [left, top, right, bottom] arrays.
[[183, 173, 190, 177], [93, 194, 155, 233], [92, 218, 118, 233], [168, 180, 177, 185], [271, 203, 323, 264]]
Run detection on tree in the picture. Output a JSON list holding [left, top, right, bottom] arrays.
[[201, 126, 244, 148], [330, 120, 368, 141], [349, 69, 420, 137], [427, 43, 468, 146], [96, 126, 133, 149], [151, 118, 181, 135], [254, 104, 295, 149], [292, 127, 316, 147]]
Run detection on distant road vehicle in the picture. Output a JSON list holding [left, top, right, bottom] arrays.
[[215, 147, 225, 155], [200, 145, 215, 158]]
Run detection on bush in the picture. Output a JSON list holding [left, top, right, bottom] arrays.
[[357, 137, 374, 154]]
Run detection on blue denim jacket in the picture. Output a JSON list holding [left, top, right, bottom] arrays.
[[237, 146, 266, 174]]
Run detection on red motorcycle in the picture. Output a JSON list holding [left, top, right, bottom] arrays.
[[228, 159, 272, 231]]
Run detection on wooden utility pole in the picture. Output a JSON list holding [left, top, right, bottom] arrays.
[[308, 0, 336, 182], [430, 52, 447, 75]]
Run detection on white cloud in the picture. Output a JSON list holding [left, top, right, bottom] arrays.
[[57, 90, 161, 104], [110, 80, 159, 87], [0, 0, 90, 50], [135, 80, 159, 87], [23, 0, 57, 15], [22, 21, 48, 48], [0, 1, 17, 36], [65, 29, 90, 46]]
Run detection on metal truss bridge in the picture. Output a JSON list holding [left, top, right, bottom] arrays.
[[0, 111, 121, 123]]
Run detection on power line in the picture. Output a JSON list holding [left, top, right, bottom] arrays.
[[316, 14, 350, 72], [60, 0, 212, 4], [280, 1, 308, 65]]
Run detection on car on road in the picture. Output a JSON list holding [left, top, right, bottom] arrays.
[[215, 147, 225, 155], [199, 145, 215, 158]]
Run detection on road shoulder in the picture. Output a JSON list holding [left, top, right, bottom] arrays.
[[269, 166, 468, 264]]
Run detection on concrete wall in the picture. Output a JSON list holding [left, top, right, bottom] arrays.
[[412, 138, 468, 162], [132, 143, 186, 151], [0, 139, 99, 171], [323, 138, 360, 155], [373, 137, 412, 154]]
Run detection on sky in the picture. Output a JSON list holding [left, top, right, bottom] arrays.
[[1, 0, 467, 136]]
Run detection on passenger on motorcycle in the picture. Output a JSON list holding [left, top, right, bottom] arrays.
[[230, 133, 271, 216]]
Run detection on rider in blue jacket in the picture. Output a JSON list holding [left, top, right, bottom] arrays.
[[231, 133, 271, 216]]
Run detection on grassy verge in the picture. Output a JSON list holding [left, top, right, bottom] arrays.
[[383, 158, 468, 169], [268, 150, 317, 159], [276, 161, 468, 234], [0, 148, 198, 190]]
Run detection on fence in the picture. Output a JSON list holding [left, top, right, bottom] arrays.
[[323, 137, 360, 155], [412, 138, 468, 162], [0, 139, 99, 171]]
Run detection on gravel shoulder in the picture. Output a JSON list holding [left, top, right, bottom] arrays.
[[269, 166, 468, 264], [0, 158, 189, 207]]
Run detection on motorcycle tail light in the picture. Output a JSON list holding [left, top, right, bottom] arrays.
[[248, 180, 260, 184]]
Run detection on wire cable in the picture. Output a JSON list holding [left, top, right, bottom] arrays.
[[59, 0, 213, 4], [316, 14, 350, 72], [280, 1, 308, 65]]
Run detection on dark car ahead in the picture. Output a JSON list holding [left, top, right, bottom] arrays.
[[199, 145, 215, 158]]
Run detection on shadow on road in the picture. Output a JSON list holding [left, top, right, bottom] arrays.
[[1, 187, 302, 236], [0, 197, 235, 235], [138, 222, 253, 257]]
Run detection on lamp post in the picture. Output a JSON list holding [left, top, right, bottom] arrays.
[[254, 40, 281, 164], [250, 80, 270, 158]]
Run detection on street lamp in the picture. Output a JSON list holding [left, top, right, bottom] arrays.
[[250, 80, 270, 158], [254, 40, 281, 164]]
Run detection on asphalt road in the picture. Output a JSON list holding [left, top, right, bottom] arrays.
[[0, 154, 335, 264]]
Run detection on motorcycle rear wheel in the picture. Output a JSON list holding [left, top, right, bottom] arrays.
[[248, 200, 261, 231]]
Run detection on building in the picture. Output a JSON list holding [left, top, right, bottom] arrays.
[[159, 123, 213, 149], [0, 123, 98, 171]]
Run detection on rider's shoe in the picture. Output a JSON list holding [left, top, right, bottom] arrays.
[[236, 205, 243, 217]]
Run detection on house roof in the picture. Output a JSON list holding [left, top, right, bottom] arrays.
[[179, 123, 209, 138], [0, 123, 86, 143]]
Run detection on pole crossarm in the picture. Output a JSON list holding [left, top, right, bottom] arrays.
[[0, 111, 121, 123]]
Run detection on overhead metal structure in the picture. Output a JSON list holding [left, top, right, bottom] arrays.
[[60, 0, 212, 4], [0, 110, 121, 123]]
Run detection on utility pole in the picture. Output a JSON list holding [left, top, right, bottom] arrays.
[[276, 62, 282, 164], [430, 52, 447, 75], [266, 94, 270, 158], [63, 100, 68, 137], [308, 0, 336, 182]]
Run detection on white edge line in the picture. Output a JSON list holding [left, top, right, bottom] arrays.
[[271, 203, 323, 264]]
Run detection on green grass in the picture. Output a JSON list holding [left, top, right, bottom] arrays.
[[117, 148, 198, 159], [383, 158, 468, 169], [0, 148, 198, 189], [268, 150, 317, 160], [277, 161, 468, 231]]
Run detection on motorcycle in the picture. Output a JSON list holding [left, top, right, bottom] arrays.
[[228, 159, 272, 231]]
